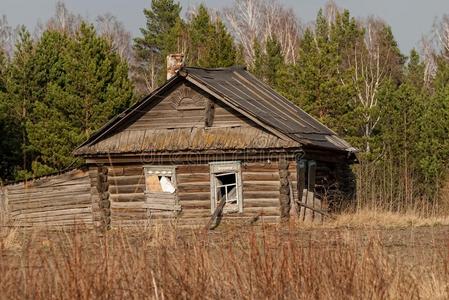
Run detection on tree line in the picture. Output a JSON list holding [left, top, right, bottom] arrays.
[[1, 0, 449, 206]]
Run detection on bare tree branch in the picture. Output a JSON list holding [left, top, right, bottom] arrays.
[[223, 0, 302, 65]]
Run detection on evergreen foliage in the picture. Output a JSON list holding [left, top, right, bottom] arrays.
[[2, 0, 449, 206], [1, 23, 133, 180], [134, 0, 183, 86], [187, 4, 237, 68]]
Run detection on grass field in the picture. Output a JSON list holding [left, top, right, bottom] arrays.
[[1, 212, 449, 300]]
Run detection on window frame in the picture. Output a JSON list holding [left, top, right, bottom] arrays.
[[209, 161, 243, 214], [143, 165, 180, 211]]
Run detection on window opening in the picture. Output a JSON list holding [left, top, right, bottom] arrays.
[[215, 172, 238, 211], [145, 170, 176, 194], [209, 162, 243, 214]]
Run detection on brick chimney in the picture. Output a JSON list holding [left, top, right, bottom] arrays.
[[166, 53, 185, 80]]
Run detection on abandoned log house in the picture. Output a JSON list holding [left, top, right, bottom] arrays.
[[70, 54, 357, 229]]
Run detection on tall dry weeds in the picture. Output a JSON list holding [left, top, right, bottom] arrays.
[[1, 224, 448, 299]]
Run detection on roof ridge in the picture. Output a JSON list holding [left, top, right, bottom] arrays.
[[183, 65, 247, 71]]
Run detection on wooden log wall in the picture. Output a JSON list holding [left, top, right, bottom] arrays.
[[279, 158, 291, 220], [0, 186, 7, 223], [0, 158, 353, 228], [176, 162, 281, 225], [95, 166, 111, 230], [3, 169, 92, 226], [104, 165, 147, 226], [98, 160, 282, 227]]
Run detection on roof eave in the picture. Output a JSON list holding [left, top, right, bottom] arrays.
[[73, 75, 184, 154]]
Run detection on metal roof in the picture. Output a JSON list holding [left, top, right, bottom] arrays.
[[75, 66, 356, 155], [184, 67, 355, 153]]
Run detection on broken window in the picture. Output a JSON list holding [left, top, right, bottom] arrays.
[[145, 170, 176, 193], [210, 162, 243, 214], [144, 166, 180, 212]]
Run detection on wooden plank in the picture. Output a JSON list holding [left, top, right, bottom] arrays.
[[7, 183, 90, 197], [243, 191, 279, 198], [177, 184, 210, 193], [18, 215, 93, 224], [145, 192, 176, 201], [206, 196, 226, 230], [243, 181, 280, 191], [178, 201, 210, 209], [110, 193, 145, 202], [9, 198, 91, 212], [111, 201, 146, 209], [109, 184, 145, 194], [13, 207, 92, 220], [177, 173, 210, 183], [7, 188, 91, 203], [307, 161, 317, 221], [296, 158, 306, 216], [242, 163, 279, 173], [296, 201, 332, 219], [144, 203, 181, 210], [178, 191, 210, 201], [177, 165, 210, 174], [242, 172, 279, 181], [108, 175, 145, 186], [244, 199, 279, 208]]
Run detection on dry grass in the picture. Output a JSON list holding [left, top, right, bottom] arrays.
[[324, 209, 449, 229], [1, 222, 448, 299]]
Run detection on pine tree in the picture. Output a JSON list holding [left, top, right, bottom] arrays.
[[188, 4, 212, 67], [294, 10, 357, 136], [134, 0, 182, 88], [264, 36, 283, 86], [5, 26, 36, 178], [207, 17, 237, 68], [187, 4, 237, 68], [250, 38, 264, 78], [378, 50, 424, 201], [24, 23, 133, 176], [0, 49, 22, 180], [414, 55, 449, 194]]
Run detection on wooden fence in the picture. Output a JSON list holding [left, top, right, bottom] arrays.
[[1, 169, 92, 226]]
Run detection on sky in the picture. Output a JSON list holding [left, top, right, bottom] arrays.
[[1, 0, 449, 54]]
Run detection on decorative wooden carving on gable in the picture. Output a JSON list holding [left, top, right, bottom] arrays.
[[169, 85, 206, 111]]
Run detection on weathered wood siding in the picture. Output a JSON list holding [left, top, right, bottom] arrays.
[[75, 81, 300, 156], [106, 165, 147, 226], [287, 158, 355, 218], [241, 162, 280, 223], [100, 160, 282, 226], [4, 169, 92, 226], [0, 186, 7, 223], [124, 82, 255, 131]]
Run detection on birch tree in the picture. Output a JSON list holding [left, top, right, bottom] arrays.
[[347, 18, 404, 152], [36, 1, 82, 36], [223, 0, 301, 65], [96, 14, 132, 62], [0, 15, 16, 57]]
